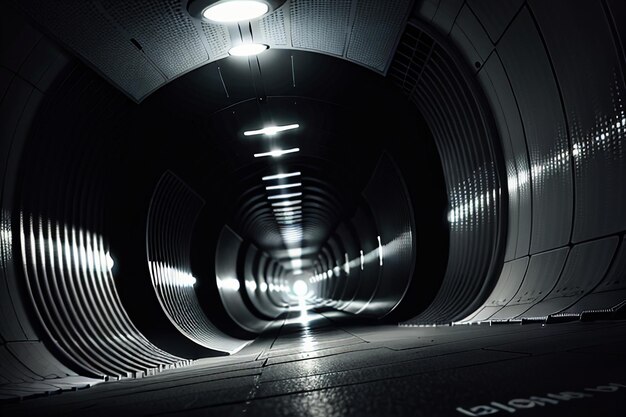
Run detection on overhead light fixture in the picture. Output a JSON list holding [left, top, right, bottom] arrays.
[[202, 1, 269, 23], [229, 43, 269, 57], [278, 219, 302, 225], [268, 192, 302, 200], [291, 259, 302, 269], [275, 211, 300, 216], [254, 148, 299, 158], [244, 123, 299, 136], [263, 172, 301, 181], [272, 199, 301, 207], [266, 182, 301, 191], [275, 211, 302, 217], [274, 207, 301, 212]]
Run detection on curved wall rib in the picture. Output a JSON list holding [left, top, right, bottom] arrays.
[[147, 171, 250, 354]]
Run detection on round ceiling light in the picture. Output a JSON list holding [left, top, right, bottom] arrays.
[[228, 43, 269, 57], [203, 1, 269, 23]]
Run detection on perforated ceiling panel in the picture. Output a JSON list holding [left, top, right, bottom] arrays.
[[99, 0, 207, 79], [259, 8, 288, 46], [290, 0, 352, 56], [11, 0, 412, 102], [14, 0, 165, 101], [347, 0, 413, 72], [201, 22, 232, 58]]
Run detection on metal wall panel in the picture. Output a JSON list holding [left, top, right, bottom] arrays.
[[521, 237, 618, 318], [449, 5, 493, 72], [530, 0, 626, 243], [497, 8, 573, 254], [466, 0, 524, 43], [478, 53, 532, 260], [460, 257, 529, 323], [566, 236, 626, 313], [490, 247, 569, 320], [362, 153, 416, 318]]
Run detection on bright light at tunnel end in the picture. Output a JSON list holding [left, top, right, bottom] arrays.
[[292, 279, 308, 297]]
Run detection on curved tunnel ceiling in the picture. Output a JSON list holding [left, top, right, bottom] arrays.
[[0, 0, 625, 408]]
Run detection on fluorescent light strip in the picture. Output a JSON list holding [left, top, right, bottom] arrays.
[[277, 216, 302, 221], [275, 210, 302, 216], [263, 172, 301, 181], [244, 123, 299, 136], [268, 192, 302, 200], [266, 182, 301, 191], [274, 206, 301, 212], [254, 148, 299, 158], [272, 200, 302, 207], [275, 211, 302, 216]]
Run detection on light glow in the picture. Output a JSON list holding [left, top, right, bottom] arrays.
[[254, 148, 300, 158], [292, 279, 308, 297], [268, 192, 302, 200], [291, 259, 302, 269], [272, 199, 301, 207], [377, 235, 383, 266], [266, 182, 301, 190], [288, 248, 302, 257], [275, 210, 302, 217], [229, 43, 269, 57], [203, 1, 269, 23], [217, 277, 240, 291], [106, 252, 115, 271], [263, 172, 301, 181], [274, 206, 301, 212], [244, 123, 299, 136]]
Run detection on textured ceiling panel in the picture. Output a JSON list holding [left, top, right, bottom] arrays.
[[15, 0, 165, 101], [290, 0, 352, 56], [259, 8, 288, 46], [99, 0, 207, 79], [201, 22, 231, 59], [11, 0, 410, 101], [347, 0, 413, 72]]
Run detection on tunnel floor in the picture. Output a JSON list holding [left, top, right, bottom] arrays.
[[3, 312, 626, 417]]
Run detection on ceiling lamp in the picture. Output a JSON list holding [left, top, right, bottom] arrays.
[[188, 0, 288, 23], [244, 124, 299, 136], [229, 43, 269, 57], [266, 182, 301, 190], [203, 1, 268, 22], [263, 172, 301, 181], [267, 192, 302, 200], [254, 148, 299, 158]]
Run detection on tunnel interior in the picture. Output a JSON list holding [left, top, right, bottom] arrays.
[[1, 0, 626, 415]]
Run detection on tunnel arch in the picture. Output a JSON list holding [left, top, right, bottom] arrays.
[[0, 0, 624, 401]]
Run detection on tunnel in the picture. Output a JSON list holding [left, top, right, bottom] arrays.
[[1, 0, 625, 415]]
